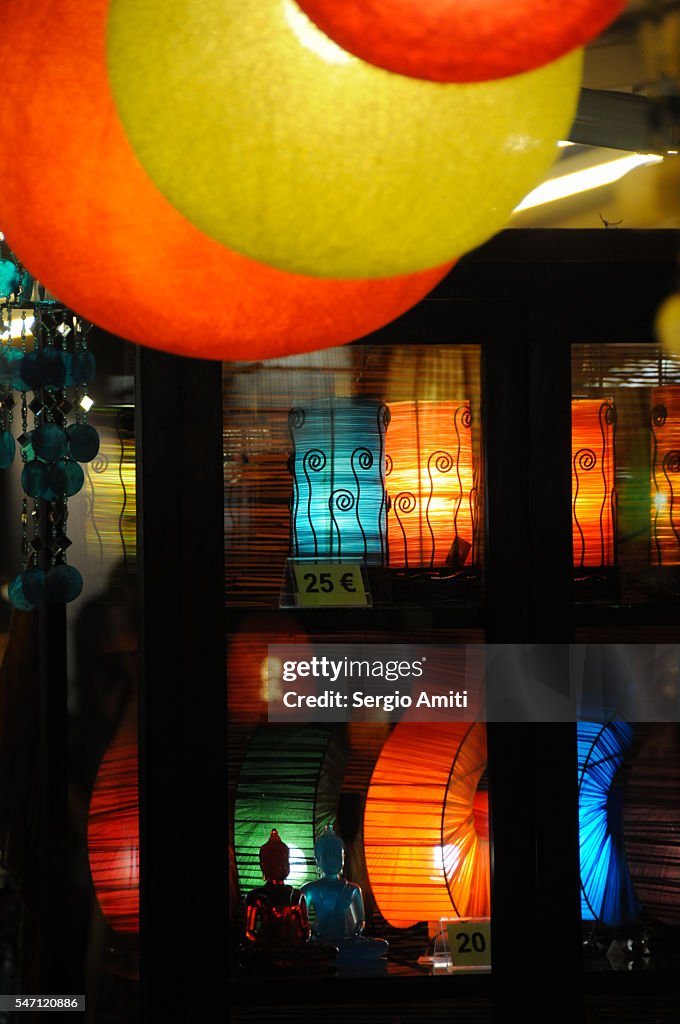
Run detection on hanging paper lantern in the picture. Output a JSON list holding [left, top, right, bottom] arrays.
[[364, 722, 489, 928], [385, 401, 477, 569], [288, 399, 389, 564], [0, 1, 452, 363], [655, 293, 680, 357], [572, 398, 617, 569], [106, 0, 582, 279], [577, 721, 641, 927], [650, 386, 680, 566], [233, 726, 346, 897], [296, 0, 623, 83], [87, 723, 139, 933]]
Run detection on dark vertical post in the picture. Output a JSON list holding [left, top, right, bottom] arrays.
[[37, 600, 77, 992], [484, 291, 582, 1022], [136, 348, 227, 1020]]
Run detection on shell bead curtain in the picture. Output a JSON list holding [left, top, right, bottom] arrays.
[[572, 398, 617, 569], [384, 401, 477, 570], [233, 725, 346, 897], [0, 275, 99, 607], [288, 399, 389, 564], [363, 722, 489, 928], [577, 721, 640, 927], [650, 386, 680, 566]]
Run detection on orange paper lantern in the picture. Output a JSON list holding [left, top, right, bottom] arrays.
[[297, 0, 624, 82], [0, 0, 452, 361], [572, 398, 616, 569], [364, 722, 489, 928], [87, 723, 139, 933], [650, 387, 680, 566], [385, 401, 477, 569]]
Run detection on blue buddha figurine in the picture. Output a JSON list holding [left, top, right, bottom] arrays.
[[301, 826, 388, 963]]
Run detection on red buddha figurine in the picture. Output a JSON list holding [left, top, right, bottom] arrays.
[[240, 829, 337, 971], [243, 829, 310, 951]]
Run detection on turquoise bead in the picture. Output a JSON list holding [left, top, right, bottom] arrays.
[[0, 430, 15, 469], [8, 568, 46, 610], [46, 564, 83, 603], [32, 422, 69, 462], [21, 459, 51, 499], [67, 423, 100, 463]]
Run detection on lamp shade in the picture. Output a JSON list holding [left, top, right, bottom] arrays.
[[296, 0, 623, 83], [572, 398, 616, 568], [288, 399, 389, 564], [385, 401, 477, 569], [623, 724, 680, 925], [0, 0, 452, 362], [578, 721, 640, 927], [364, 722, 489, 928], [87, 723, 139, 933], [233, 726, 346, 896], [106, 0, 583, 279], [650, 387, 680, 566]]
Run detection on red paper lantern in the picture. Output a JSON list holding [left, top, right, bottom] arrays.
[[297, 0, 624, 82], [0, 0, 452, 362]]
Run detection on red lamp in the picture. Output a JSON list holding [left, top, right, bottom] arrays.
[[297, 0, 624, 82], [87, 723, 139, 933]]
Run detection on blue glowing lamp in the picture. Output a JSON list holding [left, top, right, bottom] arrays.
[[288, 398, 389, 564], [578, 721, 641, 926]]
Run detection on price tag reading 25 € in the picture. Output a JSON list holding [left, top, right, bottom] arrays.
[[290, 561, 369, 608]]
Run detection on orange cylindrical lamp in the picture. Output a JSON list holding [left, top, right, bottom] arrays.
[[651, 387, 680, 566], [385, 402, 477, 570], [572, 398, 616, 568], [363, 722, 489, 927]]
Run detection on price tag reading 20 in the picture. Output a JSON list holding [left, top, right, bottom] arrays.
[[446, 920, 492, 968], [290, 561, 369, 608]]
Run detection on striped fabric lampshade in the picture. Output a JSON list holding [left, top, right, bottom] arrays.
[[87, 723, 139, 933], [288, 398, 389, 564], [578, 720, 640, 926], [572, 398, 616, 568], [650, 386, 680, 566], [363, 722, 489, 928], [384, 401, 477, 569], [623, 724, 680, 925], [233, 725, 346, 897]]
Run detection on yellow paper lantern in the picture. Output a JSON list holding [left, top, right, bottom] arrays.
[[106, 0, 583, 279]]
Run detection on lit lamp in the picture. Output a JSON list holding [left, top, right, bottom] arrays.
[[87, 724, 139, 933], [384, 401, 477, 570], [363, 722, 489, 928], [578, 721, 640, 927], [288, 399, 389, 564], [233, 726, 346, 897], [572, 398, 617, 569], [650, 387, 680, 566]]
